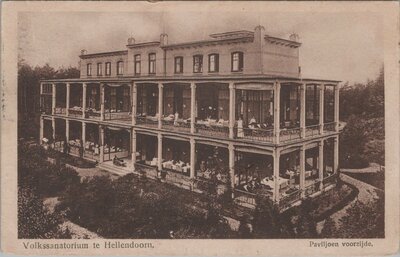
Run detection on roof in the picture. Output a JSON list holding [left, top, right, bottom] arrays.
[[40, 74, 340, 84], [126, 41, 161, 48], [265, 36, 301, 48], [80, 50, 128, 59]]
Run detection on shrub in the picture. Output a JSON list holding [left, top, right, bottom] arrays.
[[18, 187, 71, 239]]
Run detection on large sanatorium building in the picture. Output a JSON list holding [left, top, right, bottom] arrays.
[[40, 26, 343, 210]]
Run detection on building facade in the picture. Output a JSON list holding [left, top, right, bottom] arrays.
[[40, 26, 342, 210]]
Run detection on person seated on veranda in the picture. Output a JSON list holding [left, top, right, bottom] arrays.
[[204, 168, 212, 179], [249, 116, 257, 125], [113, 155, 125, 166]]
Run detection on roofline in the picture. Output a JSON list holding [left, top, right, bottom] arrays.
[[40, 75, 340, 84], [126, 41, 160, 48], [265, 35, 301, 48], [80, 50, 128, 59], [161, 36, 254, 50]]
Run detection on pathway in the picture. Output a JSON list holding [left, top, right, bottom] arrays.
[[341, 163, 383, 174], [317, 173, 381, 233]]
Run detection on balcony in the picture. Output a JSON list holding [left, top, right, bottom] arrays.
[[104, 111, 131, 124], [161, 118, 191, 133], [54, 107, 67, 115], [136, 115, 159, 128], [235, 127, 274, 143], [195, 120, 229, 138]]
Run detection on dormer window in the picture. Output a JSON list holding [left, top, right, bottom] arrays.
[[117, 61, 124, 75], [87, 63, 92, 76], [231, 51, 244, 72], [208, 54, 219, 73], [105, 62, 111, 76], [193, 55, 203, 73], [149, 53, 156, 74], [175, 56, 183, 74], [97, 63, 102, 76]]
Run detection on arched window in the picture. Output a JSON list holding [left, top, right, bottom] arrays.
[[87, 63, 92, 76], [231, 51, 244, 72], [208, 53, 219, 72], [174, 56, 183, 74], [117, 61, 124, 75], [105, 62, 111, 76], [193, 55, 203, 73]]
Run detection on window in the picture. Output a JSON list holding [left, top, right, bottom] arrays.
[[193, 55, 203, 73], [149, 53, 156, 74], [208, 54, 219, 72], [231, 51, 244, 72], [41, 84, 52, 94], [87, 63, 92, 76], [117, 61, 124, 75], [134, 54, 141, 75], [105, 62, 111, 76], [174, 56, 183, 74], [97, 63, 102, 76]]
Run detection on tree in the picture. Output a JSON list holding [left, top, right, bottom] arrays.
[[18, 61, 80, 140], [319, 217, 337, 238], [336, 198, 384, 238], [252, 195, 283, 238], [18, 187, 70, 239]]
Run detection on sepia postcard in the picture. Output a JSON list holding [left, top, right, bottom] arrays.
[[1, 1, 399, 256]]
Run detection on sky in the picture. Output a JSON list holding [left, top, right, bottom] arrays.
[[18, 5, 384, 85]]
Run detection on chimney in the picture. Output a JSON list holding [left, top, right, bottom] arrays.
[[80, 49, 87, 56], [254, 25, 265, 44], [289, 33, 300, 42], [127, 37, 135, 45], [254, 25, 265, 74], [160, 33, 168, 46]]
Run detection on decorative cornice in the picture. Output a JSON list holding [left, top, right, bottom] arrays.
[[80, 50, 128, 59], [265, 35, 301, 48]]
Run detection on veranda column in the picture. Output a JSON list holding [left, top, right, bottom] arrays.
[[319, 84, 325, 134], [190, 82, 196, 134], [99, 125, 104, 163], [300, 145, 306, 198], [82, 83, 87, 118], [39, 117, 44, 144], [274, 81, 281, 144], [157, 133, 163, 171], [66, 83, 70, 116], [158, 83, 163, 129], [273, 148, 280, 202], [82, 122, 86, 146], [319, 139, 324, 190], [65, 119, 70, 142], [52, 83, 56, 115], [100, 83, 105, 121], [300, 83, 306, 138], [131, 82, 137, 126], [190, 138, 196, 178], [228, 143, 235, 193], [51, 117, 56, 143], [334, 84, 340, 132], [229, 82, 236, 139], [131, 129, 137, 171], [334, 135, 339, 174]]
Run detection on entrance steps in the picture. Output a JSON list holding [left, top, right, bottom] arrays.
[[97, 161, 134, 177]]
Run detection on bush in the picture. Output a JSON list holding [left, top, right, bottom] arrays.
[[57, 174, 235, 239], [18, 187, 71, 239], [18, 144, 81, 197]]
